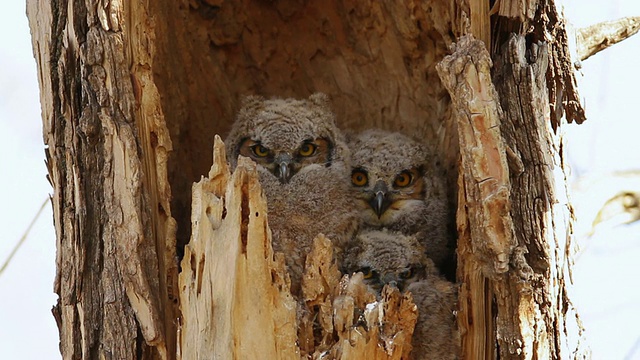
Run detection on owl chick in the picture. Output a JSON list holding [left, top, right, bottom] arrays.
[[343, 229, 460, 360], [225, 93, 359, 295], [348, 129, 455, 273]]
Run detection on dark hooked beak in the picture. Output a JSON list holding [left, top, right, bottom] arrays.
[[382, 275, 402, 291], [274, 154, 293, 183], [369, 181, 391, 217]]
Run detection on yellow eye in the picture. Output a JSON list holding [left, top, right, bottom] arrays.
[[399, 268, 414, 280], [394, 171, 413, 188], [298, 143, 316, 157], [351, 170, 368, 187], [359, 267, 374, 279], [252, 144, 270, 157]]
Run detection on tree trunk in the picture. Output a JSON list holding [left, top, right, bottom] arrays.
[[27, 0, 593, 359], [27, 1, 178, 358]]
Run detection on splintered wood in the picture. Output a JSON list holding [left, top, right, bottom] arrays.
[[178, 137, 417, 359]]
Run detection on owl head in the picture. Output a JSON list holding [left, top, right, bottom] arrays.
[[226, 93, 349, 183], [348, 129, 435, 227], [343, 229, 433, 294]]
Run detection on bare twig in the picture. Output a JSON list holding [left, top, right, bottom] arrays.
[[577, 16, 640, 61], [0, 197, 49, 277]]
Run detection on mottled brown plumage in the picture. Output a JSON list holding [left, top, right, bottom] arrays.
[[226, 93, 359, 295], [348, 129, 455, 272], [343, 229, 460, 360]]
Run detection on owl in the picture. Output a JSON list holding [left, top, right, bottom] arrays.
[[343, 229, 460, 360], [225, 93, 359, 295], [347, 129, 455, 274]]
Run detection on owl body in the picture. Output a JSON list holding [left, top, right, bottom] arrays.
[[348, 129, 454, 271], [343, 230, 460, 360], [226, 93, 359, 294]]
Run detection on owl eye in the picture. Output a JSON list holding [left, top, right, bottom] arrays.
[[399, 268, 414, 280], [251, 144, 270, 157], [393, 171, 413, 188], [351, 169, 368, 187], [298, 142, 317, 157], [358, 267, 375, 279]]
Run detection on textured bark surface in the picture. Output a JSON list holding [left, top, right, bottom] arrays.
[[438, 33, 588, 359], [27, 0, 178, 358], [27, 0, 595, 359]]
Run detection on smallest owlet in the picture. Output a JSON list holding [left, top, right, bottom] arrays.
[[343, 230, 460, 360]]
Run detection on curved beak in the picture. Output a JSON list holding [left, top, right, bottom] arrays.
[[369, 181, 391, 217], [274, 154, 293, 183], [382, 274, 402, 291]]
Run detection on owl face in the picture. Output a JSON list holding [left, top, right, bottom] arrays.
[[344, 230, 430, 293], [226, 94, 348, 184], [348, 130, 431, 227], [237, 137, 333, 183]]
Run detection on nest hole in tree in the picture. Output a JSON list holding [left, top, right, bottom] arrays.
[[149, 1, 462, 271]]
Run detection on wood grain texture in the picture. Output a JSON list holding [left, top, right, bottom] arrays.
[[439, 33, 587, 359], [27, 0, 177, 358], [437, 35, 517, 278], [576, 16, 640, 61], [493, 34, 588, 359]]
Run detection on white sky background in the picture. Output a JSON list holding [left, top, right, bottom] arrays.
[[0, 1, 639, 359], [0, 1, 59, 359]]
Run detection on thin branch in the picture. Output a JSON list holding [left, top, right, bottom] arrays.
[[577, 16, 640, 61], [0, 197, 49, 277]]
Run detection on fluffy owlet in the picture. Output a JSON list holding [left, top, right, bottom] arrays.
[[343, 230, 460, 360], [347, 129, 455, 273], [225, 93, 359, 295]]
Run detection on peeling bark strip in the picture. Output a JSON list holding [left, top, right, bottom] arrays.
[[436, 35, 517, 279], [436, 36, 517, 360], [27, 0, 177, 358], [179, 137, 417, 359]]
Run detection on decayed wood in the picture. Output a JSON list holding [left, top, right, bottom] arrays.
[[437, 35, 516, 360], [437, 35, 517, 279], [178, 137, 299, 359], [302, 237, 417, 360], [455, 171, 496, 360], [179, 137, 417, 359], [576, 17, 640, 61], [438, 34, 588, 359], [27, 0, 177, 358], [489, 0, 587, 125]]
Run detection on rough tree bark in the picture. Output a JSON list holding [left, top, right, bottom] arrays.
[[27, 0, 638, 359]]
